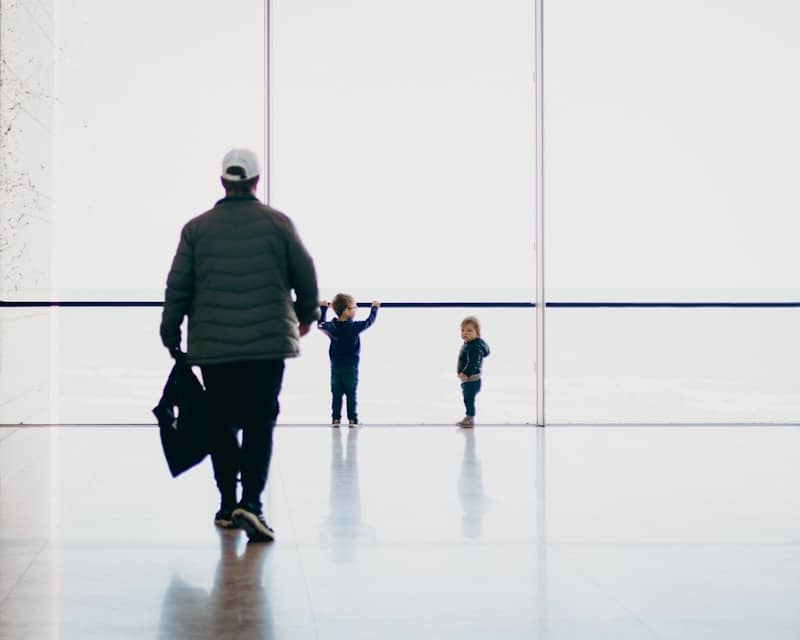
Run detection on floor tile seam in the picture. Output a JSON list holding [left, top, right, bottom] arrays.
[[568, 555, 670, 640], [39, 439, 114, 535], [2, 441, 64, 485], [14, 540, 259, 551], [549, 423, 800, 428], [547, 540, 800, 549], [583, 573, 668, 640], [272, 456, 322, 640], [0, 539, 49, 609], [0, 423, 544, 428], [0, 383, 47, 410], [272, 423, 542, 428], [278, 539, 800, 558], [0, 310, 49, 324], [0, 428, 20, 444], [0, 423, 156, 428], [5, 422, 800, 429], [289, 538, 550, 551]]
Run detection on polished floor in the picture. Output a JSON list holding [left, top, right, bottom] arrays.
[[1, 425, 799, 639]]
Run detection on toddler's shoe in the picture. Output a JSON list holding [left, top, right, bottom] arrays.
[[331, 419, 340, 428], [348, 421, 359, 428], [457, 416, 475, 428]]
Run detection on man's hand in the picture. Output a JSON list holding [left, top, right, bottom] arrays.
[[299, 323, 311, 337], [320, 300, 330, 308], [458, 373, 468, 382], [371, 300, 381, 308], [169, 346, 185, 361]]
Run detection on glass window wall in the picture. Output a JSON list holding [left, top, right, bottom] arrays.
[[544, 0, 800, 422], [50, 0, 266, 300], [271, 0, 537, 303], [3, 1, 798, 425]]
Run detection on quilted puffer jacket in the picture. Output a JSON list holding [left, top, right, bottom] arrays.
[[160, 195, 319, 365]]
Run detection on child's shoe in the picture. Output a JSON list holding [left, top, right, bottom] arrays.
[[457, 416, 474, 428], [331, 419, 341, 428], [348, 421, 358, 428]]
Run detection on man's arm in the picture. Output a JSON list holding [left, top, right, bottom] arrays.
[[317, 302, 334, 337], [284, 219, 320, 328], [160, 225, 194, 353], [318, 302, 329, 327]]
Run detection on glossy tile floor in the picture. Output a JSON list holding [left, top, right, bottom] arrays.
[[1, 425, 799, 639]]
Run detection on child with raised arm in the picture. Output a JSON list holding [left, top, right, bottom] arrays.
[[457, 316, 490, 428], [318, 294, 380, 427]]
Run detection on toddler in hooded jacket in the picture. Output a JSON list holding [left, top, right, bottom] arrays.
[[456, 315, 490, 427]]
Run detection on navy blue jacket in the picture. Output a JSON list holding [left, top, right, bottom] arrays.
[[318, 306, 378, 367], [457, 338, 490, 379]]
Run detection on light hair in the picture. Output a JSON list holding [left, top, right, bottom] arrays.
[[332, 293, 355, 317], [461, 315, 481, 336]]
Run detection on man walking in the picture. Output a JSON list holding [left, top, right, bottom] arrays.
[[160, 148, 319, 542]]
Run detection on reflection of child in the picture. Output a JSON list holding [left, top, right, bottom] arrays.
[[318, 294, 380, 427], [456, 316, 490, 428]]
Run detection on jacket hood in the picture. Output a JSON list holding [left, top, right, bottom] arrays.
[[472, 338, 490, 356]]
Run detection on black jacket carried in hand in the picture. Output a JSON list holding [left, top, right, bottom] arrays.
[[153, 357, 213, 477]]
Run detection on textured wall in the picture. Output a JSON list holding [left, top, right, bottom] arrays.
[[0, 0, 55, 299]]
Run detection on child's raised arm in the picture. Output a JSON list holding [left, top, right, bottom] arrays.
[[355, 301, 380, 332]]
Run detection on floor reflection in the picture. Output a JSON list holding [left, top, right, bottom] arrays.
[[535, 426, 548, 636], [458, 429, 488, 539], [321, 428, 375, 562], [4, 426, 800, 637], [158, 531, 274, 639]]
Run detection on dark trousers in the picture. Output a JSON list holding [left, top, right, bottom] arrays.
[[331, 364, 359, 422], [201, 359, 285, 513], [461, 379, 482, 417]]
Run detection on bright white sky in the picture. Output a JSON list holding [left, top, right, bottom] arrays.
[[546, 0, 800, 296], [49, 0, 800, 301]]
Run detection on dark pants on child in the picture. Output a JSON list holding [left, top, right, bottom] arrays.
[[201, 359, 285, 513], [331, 364, 359, 422], [461, 379, 482, 417]]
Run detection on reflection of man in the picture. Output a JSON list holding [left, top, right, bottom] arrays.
[[160, 148, 319, 542], [458, 429, 488, 538], [157, 531, 274, 638], [321, 429, 375, 561]]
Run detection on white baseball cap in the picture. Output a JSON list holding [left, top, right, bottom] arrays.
[[221, 148, 261, 181]]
